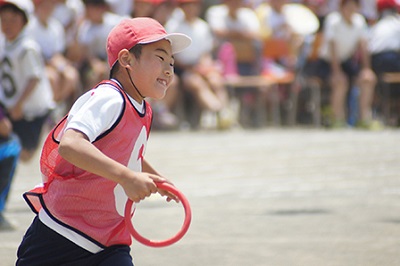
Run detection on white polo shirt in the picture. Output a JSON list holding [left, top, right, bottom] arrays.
[[318, 11, 368, 62]]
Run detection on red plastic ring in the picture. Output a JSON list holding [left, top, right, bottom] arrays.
[[124, 182, 192, 247]]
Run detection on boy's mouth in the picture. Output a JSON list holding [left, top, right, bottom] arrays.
[[157, 78, 167, 87]]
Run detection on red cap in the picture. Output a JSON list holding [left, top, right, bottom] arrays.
[[376, 0, 400, 11], [106, 17, 191, 68]]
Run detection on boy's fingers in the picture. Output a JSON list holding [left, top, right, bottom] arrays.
[[158, 189, 180, 203]]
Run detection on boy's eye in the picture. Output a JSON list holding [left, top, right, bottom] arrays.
[[157, 56, 164, 61]]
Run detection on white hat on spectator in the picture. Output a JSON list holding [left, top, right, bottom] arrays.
[[0, 0, 34, 20]]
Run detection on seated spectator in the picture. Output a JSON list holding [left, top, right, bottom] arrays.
[[312, 0, 378, 129], [0, 0, 55, 162], [28, 0, 80, 111], [51, 0, 85, 63], [369, 0, 400, 75], [256, 0, 301, 78], [166, 0, 233, 130], [369, 0, 400, 125], [206, 0, 262, 77], [205, 0, 262, 127], [152, 0, 179, 26], [106, 0, 132, 16], [131, 0, 154, 17], [0, 105, 20, 230], [74, 0, 126, 90]]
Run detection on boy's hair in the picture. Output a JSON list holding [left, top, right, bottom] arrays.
[[0, 0, 33, 24], [340, 0, 359, 6], [82, 0, 107, 5], [109, 44, 143, 78], [0, 3, 29, 24]]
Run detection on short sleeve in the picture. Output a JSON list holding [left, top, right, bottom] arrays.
[[65, 85, 124, 142]]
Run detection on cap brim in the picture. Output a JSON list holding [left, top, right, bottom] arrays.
[[139, 33, 192, 54]]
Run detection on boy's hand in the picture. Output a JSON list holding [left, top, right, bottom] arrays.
[[156, 180, 180, 203], [121, 172, 160, 203], [9, 104, 23, 121], [121, 172, 179, 203]]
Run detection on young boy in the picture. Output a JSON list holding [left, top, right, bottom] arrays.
[[0, 105, 21, 230], [0, 0, 55, 162], [16, 17, 191, 265]]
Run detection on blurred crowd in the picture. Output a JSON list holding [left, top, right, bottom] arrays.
[[0, 0, 399, 139]]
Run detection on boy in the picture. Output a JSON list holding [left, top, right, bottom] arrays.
[[0, 0, 55, 162], [0, 105, 21, 230], [16, 17, 191, 265], [28, 0, 80, 106], [313, 0, 377, 128]]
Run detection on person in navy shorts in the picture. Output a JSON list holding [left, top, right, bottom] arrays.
[[16, 17, 191, 266]]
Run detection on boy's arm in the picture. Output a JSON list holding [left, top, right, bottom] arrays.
[[0, 116, 12, 137], [142, 159, 179, 202], [9, 78, 39, 120], [58, 128, 163, 202]]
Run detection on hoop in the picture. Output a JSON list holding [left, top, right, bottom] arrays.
[[124, 182, 192, 247]]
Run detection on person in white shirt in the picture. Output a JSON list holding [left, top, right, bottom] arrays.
[[205, 0, 262, 76], [369, 0, 400, 75], [75, 0, 126, 90], [166, 0, 233, 130], [314, 0, 377, 128], [28, 0, 80, 108], [0, 0, 55, 161]]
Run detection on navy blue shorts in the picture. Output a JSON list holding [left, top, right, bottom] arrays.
[[17, 216, 134, 266], [312, 58, 361, 82], [12, 112, 50, 151]]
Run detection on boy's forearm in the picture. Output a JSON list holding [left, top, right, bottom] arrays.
[[142, 159, 161, 176], [58, 129, 130, 184], [16, 78, 39, 108], [0, 119, 12, 137]]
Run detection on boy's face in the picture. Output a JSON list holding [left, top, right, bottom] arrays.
[[84, 3, 106, 23], [130, 39, 175, 100], [341, 0, 359, 16], [36, 0, 57, 19], [0, 8, 26, 41], [133, 1, 153, 17], [179, 2, 201, 19]]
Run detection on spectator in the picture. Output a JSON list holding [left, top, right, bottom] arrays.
[[0, 105, 20, 230], [131, 0, 154, 17], [52, 0, 85, 45], [28, 0, 80, 111], [0, 0, 55, 162], [205, 0, 262, 127], [75, 0, 126, 90], [152, 0, 179, 26], [166, 0, 234, 130], [256, 0, 301, 74], [369, 0, 400, 125], [106, 0, 132, 16], [329, 0, 379, 24], [369, 0, 400, 75], [360, 0, 379, 24], [313, 0, 378, 128], [206, 0, 262, 76], [300, 0, 330, 76]]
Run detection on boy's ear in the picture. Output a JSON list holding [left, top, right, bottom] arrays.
[[117, 49, 132, 68]]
